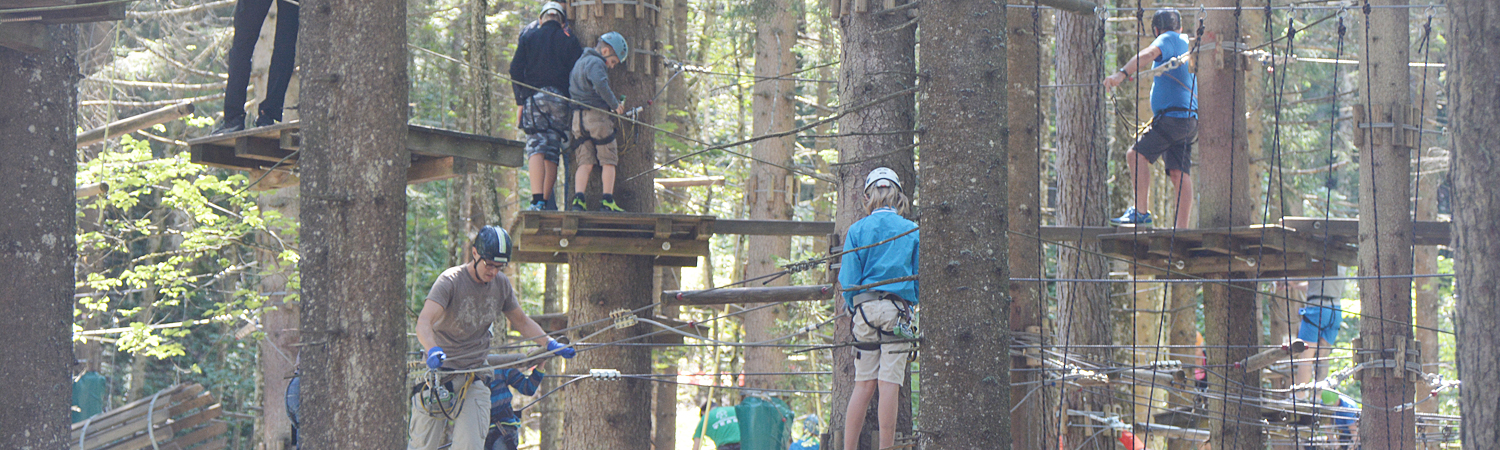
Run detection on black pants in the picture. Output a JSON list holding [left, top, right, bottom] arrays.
[[224, 0, 299, 122]]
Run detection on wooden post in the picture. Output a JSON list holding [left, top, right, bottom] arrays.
[[75, 102, 195, 147], [1356, 0, 1416, 446]]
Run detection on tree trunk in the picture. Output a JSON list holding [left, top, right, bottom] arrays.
[[538, 263, 565, 450], [296, 0, 411, 445], [564, 5, 658, 448], [0, 24, 78, 448], [1197, 1, 1260, 448], [1055, 9, 1112, 448], [1166, 283, 1200, 450], [1007, 5, 1047, 449], [830, 1, 918, 448], [1356, 0, 1415, 446], [258, 186, 301, 450], [1450, 1, 1500, 448], [653, 267, 681, 450], [742, 0, 797, 392], [915, 1, 1010, 448]]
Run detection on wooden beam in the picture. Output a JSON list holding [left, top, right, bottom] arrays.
[[34, 1, 125, 24], [76, 182, 107, 199], [0, 21, 47, 53], [511, 251, 698, 267], [236, 136, 297, 162], [1037, 225, 1115, 242], [246, 168, 299, 191], [1035, 0, 1097, 14], [406, 124, 524, 167], [712, 219, 833, 236], [517, 234, 709, 257], [662, 285, 833, 306], [1281, 216, 1451, 246], [654, 176, 725, 188], [406, 156, 459, 184], [76, 102, 194, 147], [190, 144, 275, 170]]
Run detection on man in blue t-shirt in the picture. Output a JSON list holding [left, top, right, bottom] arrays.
[[1103, 8, 1199, 229]]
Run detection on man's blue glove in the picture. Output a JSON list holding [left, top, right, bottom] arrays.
[[426, 347, 447, 369], [546, 339, 575, 359]]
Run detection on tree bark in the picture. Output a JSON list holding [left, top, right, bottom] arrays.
[[916, 1, 1010, 448], [0, 24, 78, 449], [258, 186, 301, 450], [742, 0, 797, 392], [653, 267, 682, 450], [1054, 9, 1112, 449], [564, 6, 658, 449], [1450, 1, 1500, 448], [1356, 0, 1415, 446], [1196, 1, 1261, 448], [830, 2, 918, 448], [295, 0, 411, 445], [1006, 5, 1047, 449], [538, 263, 565, 450]]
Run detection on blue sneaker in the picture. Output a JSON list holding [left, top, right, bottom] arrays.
[[1110, 207, 1153, 226], [526, 200, 548, 211]]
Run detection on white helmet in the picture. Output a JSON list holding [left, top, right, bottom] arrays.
[[864, 167, 902, 193], [539, 1, 566, 20]]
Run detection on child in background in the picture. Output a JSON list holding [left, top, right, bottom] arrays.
[[484, 362, 545, 450]]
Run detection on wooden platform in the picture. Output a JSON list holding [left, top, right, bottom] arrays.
[[186, 121, 524, 190], [2, 0, 125, 53], [510, 211, 715, 266], [1098, 224, 1356, 277]]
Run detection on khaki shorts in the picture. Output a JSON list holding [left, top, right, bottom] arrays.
[[851, 300, 912, 385], [573, 109, 618, 166]]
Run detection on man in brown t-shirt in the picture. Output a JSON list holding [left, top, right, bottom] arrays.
[[408, 226, 574, 450]]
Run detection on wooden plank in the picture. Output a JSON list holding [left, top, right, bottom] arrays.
[[35, 0, 124, 24], [190, 144, 275, 171], [513, 251, 698, 267], [561, 215, 579, 237], [1038, 225, 1116, 242], [406, 156, 459, 184], [518, 234, 709, 257], [102, 403, 220, 450], [655, 176, 724, 188], [77, 182, 107, 199], [1191, 234, 1239, 255], [521, 213, 543, 235], [663, 285, 833, 306], [654, 218, 672, 239], [1281, 217, 1451, 246], [279, 128, 301, 150], [712, 219, 833, 236], [154, 420, 227, 450], [235, 137, 297, 162], [1147, 236, 1194, 259], [1124, 253, 1315, 276], [72, 385, 198, 442], [0, 0, 76, 8], [186, 121, 298, 147], [406, 125, 525, 167], [188, 438, 228, 450]]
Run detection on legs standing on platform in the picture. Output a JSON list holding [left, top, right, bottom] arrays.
[[216, 0, 300, 134]]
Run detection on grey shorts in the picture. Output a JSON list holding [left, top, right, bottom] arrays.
[[1132, 116, 1197, 174]]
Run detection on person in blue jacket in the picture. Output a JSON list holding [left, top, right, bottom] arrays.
[[1103, 8, 1199, 228], [838, 167, 919, 450], [484, 362, 546, 450]]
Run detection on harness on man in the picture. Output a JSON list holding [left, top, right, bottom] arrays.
[[413, 371, 481, 420], [848, 291, 919, 353]]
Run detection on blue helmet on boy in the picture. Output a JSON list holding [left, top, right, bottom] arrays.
[[473, 226, 513, 263], [600, 32, 629, 63]]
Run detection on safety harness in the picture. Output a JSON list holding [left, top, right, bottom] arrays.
[[413, 371, 482, 420], [848, 291, 918, 353]]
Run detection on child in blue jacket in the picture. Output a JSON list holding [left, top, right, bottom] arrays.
[[484, 363, 545, 450]]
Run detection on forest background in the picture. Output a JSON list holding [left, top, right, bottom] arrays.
[[68, 0, 1455, 448]]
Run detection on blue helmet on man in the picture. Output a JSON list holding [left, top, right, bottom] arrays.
[[473, 226, 513, 263]]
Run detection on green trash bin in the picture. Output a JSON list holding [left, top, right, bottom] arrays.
[[72, 371, 107, 423], [736, 395, 795, 450]]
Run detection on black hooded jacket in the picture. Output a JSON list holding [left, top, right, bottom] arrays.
[[509, 20, 583, 105]]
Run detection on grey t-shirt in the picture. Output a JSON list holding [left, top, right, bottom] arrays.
[[426, 264, 520, 370]]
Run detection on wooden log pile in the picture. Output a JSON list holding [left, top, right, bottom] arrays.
[[71, 383, 228, 450]]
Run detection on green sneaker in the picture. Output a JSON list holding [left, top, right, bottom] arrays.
[[569, 197, 588, 211], [599, 197, 625, 212]]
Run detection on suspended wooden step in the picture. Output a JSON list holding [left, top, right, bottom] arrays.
[[186, 121, 524, 190], [71, 383, 228, 450], [1098, 224, 1356, 277], [1280, 216, 1452, 247], [510, 211, 715, 266]]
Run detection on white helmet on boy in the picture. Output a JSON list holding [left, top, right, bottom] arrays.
[[864, 167, 902, 193], [539, 1, 566, 20]]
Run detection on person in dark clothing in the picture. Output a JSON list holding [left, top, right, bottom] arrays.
[[511, 2, 584, 211], [212, 0, 299, 135]]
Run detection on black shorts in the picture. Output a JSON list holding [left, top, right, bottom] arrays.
[[1131, 115, 1197, 175]]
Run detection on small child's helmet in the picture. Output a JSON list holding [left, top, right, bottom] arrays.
[[473, 226, 513, 263], [864, 167, 902, 193]]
